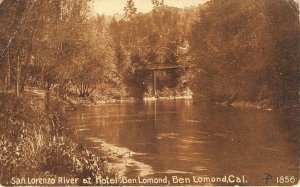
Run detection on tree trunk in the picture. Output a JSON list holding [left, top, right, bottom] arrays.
[[16, 56, 20, 96], [80, 82, 84, 97], [5, 52, 11, 89]]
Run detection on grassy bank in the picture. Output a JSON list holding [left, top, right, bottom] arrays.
[[0, 89, 117, 186]]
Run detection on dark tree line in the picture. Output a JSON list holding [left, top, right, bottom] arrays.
[[188, 0, 299, 109], [0, 0, 298, 108]]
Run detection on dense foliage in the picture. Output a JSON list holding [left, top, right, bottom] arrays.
[[0, 0, 298, 105], [189, 0, 299, 109], [0, 92, 115, 185], [109, 4, 198, 98], [0, 0, 118, 98]]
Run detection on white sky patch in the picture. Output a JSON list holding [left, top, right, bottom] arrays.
[[92, 0, 209, 16]]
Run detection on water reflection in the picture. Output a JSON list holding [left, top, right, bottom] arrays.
[[67, 100, 298, 185]]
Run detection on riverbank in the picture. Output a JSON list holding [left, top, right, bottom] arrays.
[[0, 88, 117, 186], [216, 99, 273, 111], [216, 99, 299, 112], [143, 95, 193, 101], [61, 91, 193, 108], [65, 92, 274, 112]]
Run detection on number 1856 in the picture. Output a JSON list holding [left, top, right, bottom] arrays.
[[276, 176, 296, 184]]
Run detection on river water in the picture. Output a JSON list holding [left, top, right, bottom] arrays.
[[67, 100, 299, 185]]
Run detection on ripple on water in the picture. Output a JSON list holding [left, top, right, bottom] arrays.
[[165, 170, 190, 174], [77, 128, 90, 132], [181, 139, 209, 144], [157, 133, 179, 139], [185, 119, 202, 123], [192, 166, 208, 172]]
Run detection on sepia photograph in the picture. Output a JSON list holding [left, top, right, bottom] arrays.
[[0, 0, 299, 186]]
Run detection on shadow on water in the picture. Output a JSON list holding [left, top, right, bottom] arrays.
[[67, 99, 299, 185]]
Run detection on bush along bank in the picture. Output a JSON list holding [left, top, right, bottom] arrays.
[[0, 91, 117, 186]]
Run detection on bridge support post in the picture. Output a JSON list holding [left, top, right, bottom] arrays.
[[153, 70, 157, 97]]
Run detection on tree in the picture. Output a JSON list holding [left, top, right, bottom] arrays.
[[189, 0, 299, 108], [124, 0, 137, 21], [72, 17, 118, 97], [0, 0, 119, 99], [108, 4, 198, 98], [151, 0, 164, 9]]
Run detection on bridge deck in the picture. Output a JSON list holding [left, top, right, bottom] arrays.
[[136, 64, 189, 71]]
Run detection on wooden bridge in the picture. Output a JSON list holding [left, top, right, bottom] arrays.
[[136, 63, 190, 96], [124, 45, 191, 96]]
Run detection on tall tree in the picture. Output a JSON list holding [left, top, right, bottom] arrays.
[[189, 0, 299, 108], [124, 0, 137, 21]]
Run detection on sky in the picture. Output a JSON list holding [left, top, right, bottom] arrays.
[[92, 0, 210, 16]]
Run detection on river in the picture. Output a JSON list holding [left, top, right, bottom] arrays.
[[67, 99, 299, 185]]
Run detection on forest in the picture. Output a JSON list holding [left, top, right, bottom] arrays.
[[0, 0, 298, 105], [0, 0, 299, 185]]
